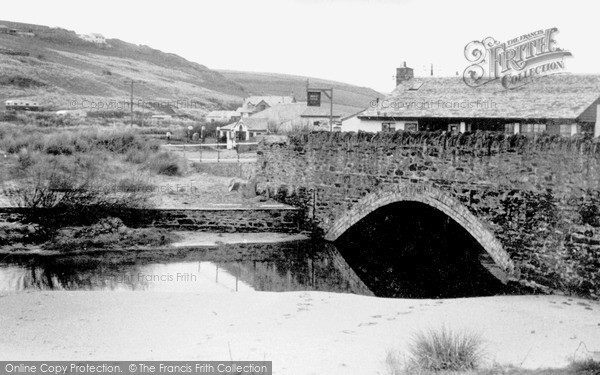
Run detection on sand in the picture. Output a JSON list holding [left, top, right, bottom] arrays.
[[0, 292, 599, 374]]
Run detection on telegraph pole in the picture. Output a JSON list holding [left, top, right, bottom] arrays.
[[329, 88, 333, 132], [125, 79, 144, 126]]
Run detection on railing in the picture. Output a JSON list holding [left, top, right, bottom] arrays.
[[162, 142, 259, 163]]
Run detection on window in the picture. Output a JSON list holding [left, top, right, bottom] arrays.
[[560, 124, 574, 137], [404, 122, 418, 131], [382, 122, 396, 132], [521, 124, 547, 134], [408, 82, 424, 91]]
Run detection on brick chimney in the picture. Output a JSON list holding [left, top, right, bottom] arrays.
[[396, 61, 414, 86]]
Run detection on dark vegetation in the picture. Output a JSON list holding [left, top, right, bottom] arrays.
[[0, 124, 187, 249]]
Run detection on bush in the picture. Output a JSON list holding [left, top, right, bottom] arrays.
[[146, 152, 187, 176], [46, 217, 180, 251], [569, 359, 600, 374], [116, 175, 154, 193], [3, 154, 151, 227], [124, 148, 152, 164], [406, 326, 484, 372]]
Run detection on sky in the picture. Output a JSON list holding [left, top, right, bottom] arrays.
[[1, 0, 597, 93]]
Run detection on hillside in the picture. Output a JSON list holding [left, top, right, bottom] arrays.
[[0, 20, 382, 118], [219, 70, 382, 109]]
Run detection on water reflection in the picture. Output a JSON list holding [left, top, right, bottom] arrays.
[[0, 221, 513, 298], [0, 241, 373, 295], [336, 201, 511, 298]]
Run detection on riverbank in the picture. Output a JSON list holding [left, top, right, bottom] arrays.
[[0, 231, 310, 255], [0, 292, 598, 374]]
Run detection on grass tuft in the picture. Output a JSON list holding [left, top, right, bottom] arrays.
[[407, 326, 484, 373]]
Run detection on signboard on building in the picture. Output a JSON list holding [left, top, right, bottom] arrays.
[[307, 91, 321, 107]]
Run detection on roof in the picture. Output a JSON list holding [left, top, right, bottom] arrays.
[[360, 74, 600, 120], [221, 117, 268, 132], [236, 106, 254, 113], [248, 103, 308, 123], [301, 103, 365, 118], [341, 109, 367, 121], [206, 110, 239, 117], [244, 96, 296, 107]]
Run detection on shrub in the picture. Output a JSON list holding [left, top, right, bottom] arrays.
[[3, 154, 151, 227], [125, 148, 151, 164], [384, 350, 404, 375], [87, 110, 129, 119], [116, 175, 154, 194], [46, 217, 180, 251], [406, 326, 484, 372], [146, 152, 187, 176], [568, 359, 600, 374]]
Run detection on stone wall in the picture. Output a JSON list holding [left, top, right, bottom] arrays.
[[0, 207, 301, 233], [256, 132, 600, 297]]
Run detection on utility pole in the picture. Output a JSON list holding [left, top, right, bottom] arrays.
[[329, 88, 333, 132], [125, 79, 144, 126]]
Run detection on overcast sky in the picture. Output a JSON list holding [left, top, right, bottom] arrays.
[[1, 0, 596, 92]]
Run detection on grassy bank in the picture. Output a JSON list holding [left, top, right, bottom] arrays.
[[0, 122, 190, 249]]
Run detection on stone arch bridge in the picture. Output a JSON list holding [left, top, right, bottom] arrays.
[[256, 132, 600, 294]]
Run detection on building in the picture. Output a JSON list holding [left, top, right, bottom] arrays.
[[5, 99, 41, 111], [16, 31, 35, 37], [79, 33, 106, 44], [151, 114, 173, 122], [236, 95, 296, 117], [206, 110, 240, 123], [0, 24, 34, 37], [340, 109, 367, 132], [357, 65, 600, 137], [299, 104, 364, 131], [246, 103, 308, 133], [218, 117, 269, 147]]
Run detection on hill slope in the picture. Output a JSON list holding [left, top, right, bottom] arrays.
[[219, 70, 382, 109], [0, 20, 382, 117]]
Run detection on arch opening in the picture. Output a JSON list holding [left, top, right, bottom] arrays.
[[334, 201, 514, 298]]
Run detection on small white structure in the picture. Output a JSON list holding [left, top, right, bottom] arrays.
[[56, 109, 86, 117], [79, 33, 106, 44], [5, 99, 41, 110], [219, 118, 268, 148], [151, 114, 173, 123]]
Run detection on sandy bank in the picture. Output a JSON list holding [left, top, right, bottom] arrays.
[[0, 292, 598, 374], [170, 232, 310, 247]]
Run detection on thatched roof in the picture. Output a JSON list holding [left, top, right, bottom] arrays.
[[360, 74, 600, 121]]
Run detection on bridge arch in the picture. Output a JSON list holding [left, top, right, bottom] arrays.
[[324, 184, 517, 279]]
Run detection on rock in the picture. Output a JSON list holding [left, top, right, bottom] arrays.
[[228, 178, 247, 192], [242, 177, 257, 199]]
